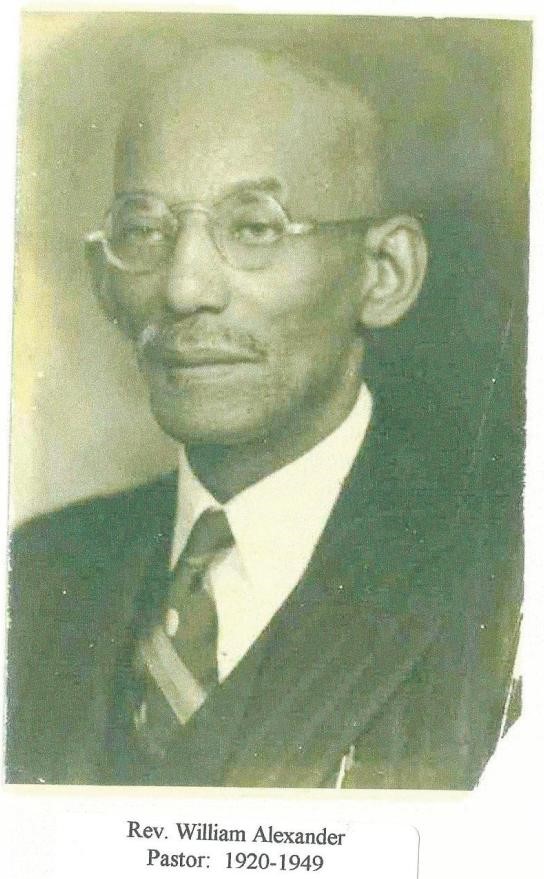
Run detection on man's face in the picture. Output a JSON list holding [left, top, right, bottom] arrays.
[[107, 64, 372, 446]]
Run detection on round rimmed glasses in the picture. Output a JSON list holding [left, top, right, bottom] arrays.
[[85, 189, 371, 274]]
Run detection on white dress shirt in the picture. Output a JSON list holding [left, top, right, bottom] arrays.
[[171, 383, 373, 682]]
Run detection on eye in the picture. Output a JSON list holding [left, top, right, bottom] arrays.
[[123, 225, 164, 242], [114, 222, 172, 249], [231, 221, 283, 246]]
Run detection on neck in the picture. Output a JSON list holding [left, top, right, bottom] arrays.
[[186, 383, 363, 503]]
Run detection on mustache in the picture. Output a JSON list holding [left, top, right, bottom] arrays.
[[135, 321, 268, 361]]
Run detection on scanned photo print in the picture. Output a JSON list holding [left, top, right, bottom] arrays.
[[5, 13, 530, 789]]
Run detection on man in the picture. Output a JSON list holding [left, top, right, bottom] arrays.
[[6, 49, 521, 789]]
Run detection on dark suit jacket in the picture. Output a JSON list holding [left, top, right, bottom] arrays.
[[5, 382, 522, 789]]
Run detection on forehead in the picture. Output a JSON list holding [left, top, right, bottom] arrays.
[[114, 52, 381, 220]]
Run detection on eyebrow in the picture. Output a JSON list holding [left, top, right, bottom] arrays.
[[113, 177, 285, 208], [221, 177, 284, 198]]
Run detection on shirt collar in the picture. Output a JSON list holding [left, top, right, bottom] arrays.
[[171, 383, 373, 587]]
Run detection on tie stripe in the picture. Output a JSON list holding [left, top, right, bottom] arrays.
[[138, 626, 207, 726]]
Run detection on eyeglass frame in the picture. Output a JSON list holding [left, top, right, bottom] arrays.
[[84, 189, 377, 275]]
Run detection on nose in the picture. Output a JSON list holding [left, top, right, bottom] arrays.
[[164, 212, 230, 316]]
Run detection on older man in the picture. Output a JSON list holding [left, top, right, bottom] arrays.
[[6, 49, 520, 788]]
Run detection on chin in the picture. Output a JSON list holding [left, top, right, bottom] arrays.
[[144, 359, 295, 446], [148, 391, 274, 447]]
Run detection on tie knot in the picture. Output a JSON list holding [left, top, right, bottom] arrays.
[[178, 507, 234, 576]]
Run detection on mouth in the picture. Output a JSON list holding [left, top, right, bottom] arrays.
[[146, 346, 264, 369]]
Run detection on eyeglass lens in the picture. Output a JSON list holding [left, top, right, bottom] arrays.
[[106, 191, 291, 272]]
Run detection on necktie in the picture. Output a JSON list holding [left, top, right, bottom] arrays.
[[131, 507, 234, 759]]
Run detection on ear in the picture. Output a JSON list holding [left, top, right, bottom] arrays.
[[359, 215, 428, 328]]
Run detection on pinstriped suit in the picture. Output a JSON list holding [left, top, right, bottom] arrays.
[[6, 381, 521, 788]]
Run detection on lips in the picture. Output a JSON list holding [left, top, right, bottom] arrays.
[[148, 345, 263, 368]]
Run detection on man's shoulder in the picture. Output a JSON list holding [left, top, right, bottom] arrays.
[[9, 472, 178, 617], [6, 474, 178, 785], [11, 471, 177, 563], [7, 472, 178, 685]]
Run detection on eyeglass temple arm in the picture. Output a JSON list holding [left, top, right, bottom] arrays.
[[84, 230, 144, 273]]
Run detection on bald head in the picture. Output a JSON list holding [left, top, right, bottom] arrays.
[[115, 48, 383, 220]]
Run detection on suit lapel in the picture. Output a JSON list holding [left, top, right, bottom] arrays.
[[93, 479, 177, 783], [224, 390, 464, 787], [223, 585, 441, 788]]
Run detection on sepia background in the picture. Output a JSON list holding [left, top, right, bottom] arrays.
[[10, 13, 531, 524]]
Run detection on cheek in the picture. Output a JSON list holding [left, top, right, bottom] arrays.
[[105, 272, 163, 338], [253, 256, 361, 354]]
